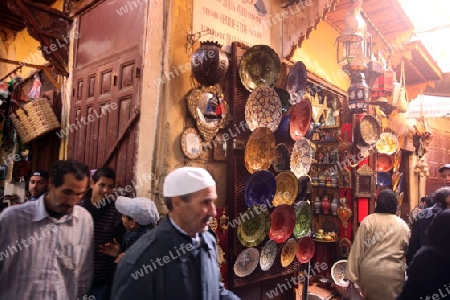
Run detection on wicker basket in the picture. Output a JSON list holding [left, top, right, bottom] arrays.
[[11, 98, 61, 143]]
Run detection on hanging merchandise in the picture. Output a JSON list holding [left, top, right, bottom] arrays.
[[28, 74, 42, 99], [191, 41, 229, 86], [396, 60, 408, 113], [0, 82, 9, 98], [10, 98, 61, 143]]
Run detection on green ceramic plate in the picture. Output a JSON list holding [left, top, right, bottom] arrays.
[[237, 205, 270, 247], [293, 202, 312, 238]]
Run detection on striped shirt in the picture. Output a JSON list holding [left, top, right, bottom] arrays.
[[0, 195, 94, 300], [78, 193, 124, 287]]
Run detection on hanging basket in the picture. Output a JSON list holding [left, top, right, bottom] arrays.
[[10, 98, 61, 143]]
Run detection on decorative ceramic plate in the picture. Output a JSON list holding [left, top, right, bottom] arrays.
[[281, 238, 297, 267], [331, 260, 349, 287], [293, 201, 312, 238], [186, 85, 232, 142], [290, 99, 312, 141], [269, 204, 296, 243], [296, 236, 315, 263], [359, 115, 381, 145], [274, 87, 292, 114], [376, 132, 398, 155], [245, 127, 276, 173], [239, 45, 281, 91], [377, 172, 392, 188], [237, 205, 270, 247], [260, 239, 278, 271], [245, 86, 282, 132], [273, 171, 299, 206], [290, 138, 312, 178], [181, 127, 203, 159], [393, 172, 403, 193], [234, 248, 260, 277], [393, 150, 402, 173], [285, 61, 307, 105], [274, 115, 292, 142], [273, 143, 290, 172], [296, 176, 311, 203], [397, 191, 404, 206], [244, 170, 276, 207], [376, 153, 393, 172]]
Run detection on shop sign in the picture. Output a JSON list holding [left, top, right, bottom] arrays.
[[193, 0, 271, 51]]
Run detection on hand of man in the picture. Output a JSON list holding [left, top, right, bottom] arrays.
[[99, 238, 121, 258]]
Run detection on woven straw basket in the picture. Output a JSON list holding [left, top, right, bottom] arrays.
[[11, 98, 61, 143]]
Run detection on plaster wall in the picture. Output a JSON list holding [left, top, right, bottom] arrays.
[[290, 21, 349, 91], [0, 0, 65, 80]]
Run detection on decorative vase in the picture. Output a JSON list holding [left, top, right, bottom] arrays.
[[314, 196, 321, 214], [321, 194, 331, 215], [331, 198, 340, 215], [191, 41, 229, 86]]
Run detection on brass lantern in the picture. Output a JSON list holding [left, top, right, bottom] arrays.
[[348, 72, 370, 113]]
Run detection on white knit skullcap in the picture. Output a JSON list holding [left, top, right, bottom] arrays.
[[163, 167, 216, 197]]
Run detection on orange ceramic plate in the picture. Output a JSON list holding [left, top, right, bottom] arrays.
[[376, 153, 393, 172], [245, 127, 276, 174]]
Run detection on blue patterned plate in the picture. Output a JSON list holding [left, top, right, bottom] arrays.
[[285, 61, 307, 105], [290, 138, 312, 178], [274, 115, 292, 143], [377, 172, 392, 188], [244, 170, 276, 207], [260, 239, 277, 271]]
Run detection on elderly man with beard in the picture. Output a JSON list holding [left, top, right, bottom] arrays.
[[78, 167, 125, 300], [112, 167, 239, 300]]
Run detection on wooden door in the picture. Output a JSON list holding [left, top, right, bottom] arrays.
[[69, 51, 140, 187], [69, 0, 144, 186]]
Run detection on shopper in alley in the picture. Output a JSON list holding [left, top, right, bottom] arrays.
[[111, 167, 240, 300], [346, 189, 410, 300], [0, 160, 93, 300], [27, 170, 49, 201]]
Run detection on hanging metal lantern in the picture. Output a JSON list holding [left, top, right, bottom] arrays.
[[371, 67, 396, 98], [348, 72, 369, 114], [335, 0, 372, 71]]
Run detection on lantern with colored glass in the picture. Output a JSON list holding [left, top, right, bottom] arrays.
[[347, 72, 370, 114], [371, 66, 396, 98]]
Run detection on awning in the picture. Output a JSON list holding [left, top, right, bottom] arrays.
[[406, 94, 450, 118]]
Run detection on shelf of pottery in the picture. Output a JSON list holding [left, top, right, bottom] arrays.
[[309, 125, 342, 242]]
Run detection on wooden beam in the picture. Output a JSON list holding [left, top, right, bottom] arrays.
[[0, 65, 22, 81], [0, 57, 51, 70], [42, 68, 61, 90], [405, 59, 427, 83]]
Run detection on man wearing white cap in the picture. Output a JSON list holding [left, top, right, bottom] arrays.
[[111, 167, 239, 300]]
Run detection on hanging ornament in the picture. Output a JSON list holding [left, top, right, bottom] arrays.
[[28, 74, 42, 99]]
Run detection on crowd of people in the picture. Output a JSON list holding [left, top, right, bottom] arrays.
[[2, 159, 450, 300], [346, 163, 450, 300], [0, 160, 239, 300]]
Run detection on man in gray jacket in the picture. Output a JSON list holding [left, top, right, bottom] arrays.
[[112, 167, 239, 300]]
